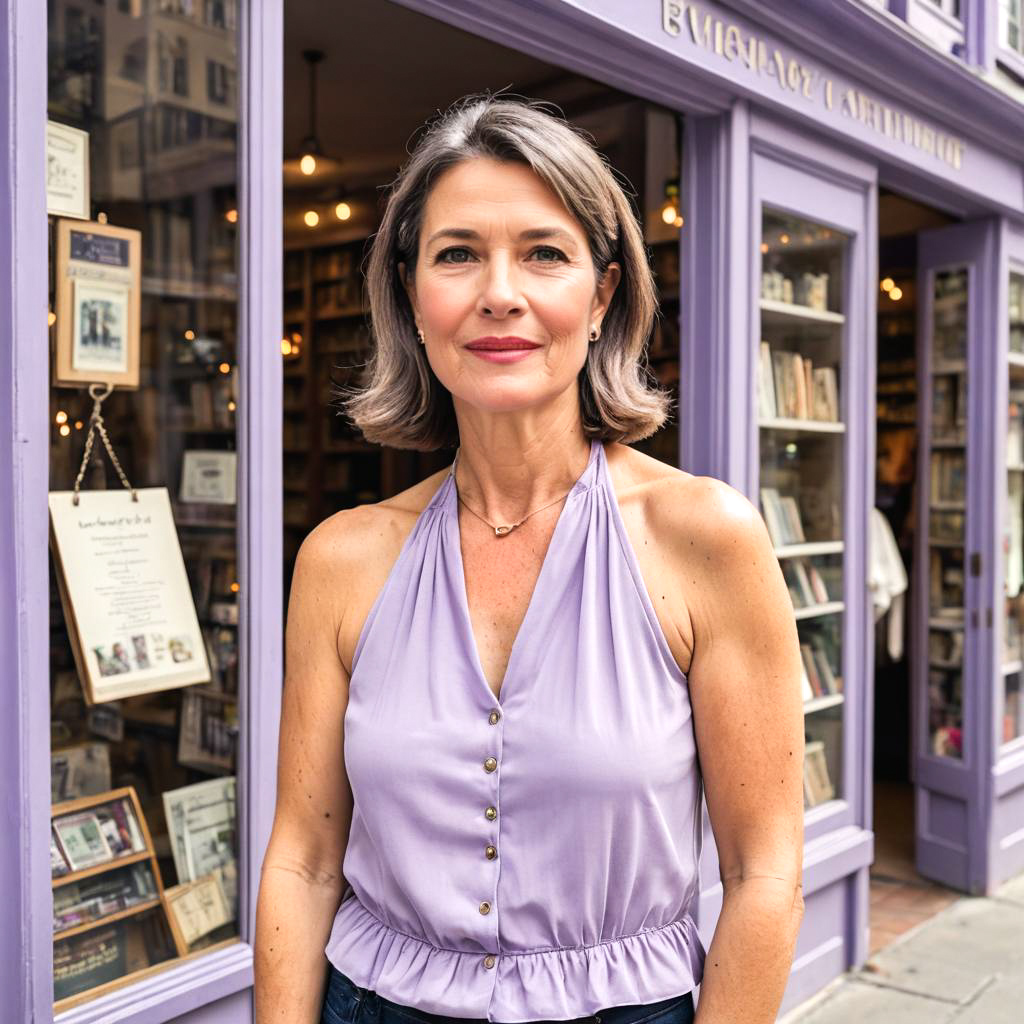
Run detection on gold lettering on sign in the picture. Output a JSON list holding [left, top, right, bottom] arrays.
[[659, 0, 965, 171]]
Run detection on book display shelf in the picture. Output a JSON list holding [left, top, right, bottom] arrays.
[[757, 209, 847, 810], [282, 239, 405, 572], [1003, 270, 1024, 747], [922, 267, 969, 759]]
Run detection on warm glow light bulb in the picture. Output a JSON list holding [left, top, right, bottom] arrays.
[[674, 215, 683, 228], [59, 424, 71, 437], [230, 582, 240, 593], [889, 286, 903, 301], [219, 362, 231, 374], [281, 338, 292, 355], [300, 154, 317, 175], [304, 209, 320, 228], [661, 202, 677, 226], [881, 277, 895, 292], [55, 410, 68, 425], [184, 329, 196, 340], [335, 201, 352, 221], [48, 311, 56, 327], [74, 420, 83, 430], [228, 400, 236, 412], [780, 233, 790, 245], [225, 209, 238, 224]]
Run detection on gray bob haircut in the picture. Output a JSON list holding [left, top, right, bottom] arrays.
[[335, 91, 674, 451]]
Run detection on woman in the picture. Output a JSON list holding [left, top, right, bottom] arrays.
[[254, 93, 805, 1024]]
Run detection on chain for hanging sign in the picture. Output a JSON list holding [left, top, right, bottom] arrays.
[[72, 382, 138, 506]]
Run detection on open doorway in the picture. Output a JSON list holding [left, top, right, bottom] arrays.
[[870, 187, 960, 953], [280, 0, 685, 591]]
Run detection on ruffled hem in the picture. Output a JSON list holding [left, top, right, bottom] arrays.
[[325, 894, 705, 1022]]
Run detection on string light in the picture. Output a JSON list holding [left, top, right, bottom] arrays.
[[218, 362, 231, 374], [55, 410, 68, 425], [225, 209, 238, 223], [889, 286, 903, 301], [48, 311, 57, 326], [334, 201, 351, 221], [59, 424, 71, 437], [300, 154, 317, 176], [304, 209, 320, 227], [880, 277, 895, 292]]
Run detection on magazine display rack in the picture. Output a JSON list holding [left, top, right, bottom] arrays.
[[50, 786, 182, 1008]]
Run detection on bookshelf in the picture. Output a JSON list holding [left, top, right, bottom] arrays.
[[757, 209, 847, 810], [921, 267, 969, 759], [1003, 271, 1024, 747]]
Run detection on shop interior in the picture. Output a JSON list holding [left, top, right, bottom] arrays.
[[870, 188, 961, 949], [280, 1, 684, 590]]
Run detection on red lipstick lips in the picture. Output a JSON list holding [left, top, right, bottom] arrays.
[[464, 336, 541, 364]]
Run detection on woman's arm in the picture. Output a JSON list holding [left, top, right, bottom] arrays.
[[674, 477, 806, 1024], [253, 516, 359, 1024]]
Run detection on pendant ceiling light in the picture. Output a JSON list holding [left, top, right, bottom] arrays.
[[284, 48, 343, 183]]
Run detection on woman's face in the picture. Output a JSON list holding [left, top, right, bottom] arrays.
[[399, 156, 620, 421]]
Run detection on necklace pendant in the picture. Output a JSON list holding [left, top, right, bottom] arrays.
[[494, 524, 514, 536]]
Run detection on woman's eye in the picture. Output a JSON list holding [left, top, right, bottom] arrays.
[[437, 247, 473, 264], [532, 246, 567, 262]]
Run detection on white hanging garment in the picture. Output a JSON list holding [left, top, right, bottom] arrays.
[[868, 507, 909, 661]]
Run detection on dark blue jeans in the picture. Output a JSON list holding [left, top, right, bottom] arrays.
[[320, 963, 696, 1024]]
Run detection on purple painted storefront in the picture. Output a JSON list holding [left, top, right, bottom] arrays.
[[4, 0, 1024, 1021]]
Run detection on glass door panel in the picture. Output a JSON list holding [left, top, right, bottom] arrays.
[[927, 268, 968, 759], [915, 219, 996, 894], [758, 209, 847, 811], [1004, 271, 1024, 747]]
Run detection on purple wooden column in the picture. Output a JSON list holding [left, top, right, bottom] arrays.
[[0, 0, 54, 1020]]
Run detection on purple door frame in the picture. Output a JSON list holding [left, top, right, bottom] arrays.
[[0, 0, 284, 1021], [913, 220, 1000, 895]]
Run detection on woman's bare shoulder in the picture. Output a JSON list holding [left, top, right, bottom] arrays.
[[295, 465, 452, 673]]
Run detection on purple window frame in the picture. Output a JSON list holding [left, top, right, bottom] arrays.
[[1, 0, 283, 1020]]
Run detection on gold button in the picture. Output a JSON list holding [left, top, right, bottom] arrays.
[[483, 954, 496, 969], [489, 709, 501, 725], [484, 756, 497, 773], [485, 845, 497, 860], [479, 900, 491, 914], [485, 806, 497, 820]]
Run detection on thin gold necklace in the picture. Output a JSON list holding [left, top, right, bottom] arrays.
[[450, 446, 580, 537]]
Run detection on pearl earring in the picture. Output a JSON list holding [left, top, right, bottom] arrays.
[[589, 326, 600, 342], [417, 328, 424, 345]]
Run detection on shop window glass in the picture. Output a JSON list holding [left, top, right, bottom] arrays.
[[758, 210, 847, 810], [1000, 0, 1024, 54], [47, 0, 241, 1010], [1004, 271, 1024, 747], [926, 0, 962, 18], [926, 269, 968, 759]]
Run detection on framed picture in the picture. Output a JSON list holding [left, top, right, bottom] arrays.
[[179, 450, 237, 505], [54, 218, 141, 388], [46, 120, 90, 220]]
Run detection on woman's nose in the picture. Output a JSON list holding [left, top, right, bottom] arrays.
[[476, 254, 524, 317]]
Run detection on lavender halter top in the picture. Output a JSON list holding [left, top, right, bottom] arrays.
[[325, 438, 706, 1022]]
